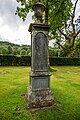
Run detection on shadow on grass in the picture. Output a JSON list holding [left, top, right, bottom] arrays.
[[49, 67, 57, 72], [71, 83, 80, 89]]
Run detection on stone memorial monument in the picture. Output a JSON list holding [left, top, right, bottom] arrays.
[[25, 1, 53, 108]]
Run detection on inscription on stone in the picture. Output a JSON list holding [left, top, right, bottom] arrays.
[[33, 32, 48, 71], [31, 77, 49, 90]]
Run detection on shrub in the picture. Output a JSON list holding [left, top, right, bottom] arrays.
[[49, 57, 80, 66], [0, 55, 31, 66], [0, 55, 80, 66]]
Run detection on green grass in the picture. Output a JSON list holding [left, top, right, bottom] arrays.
[[0, 66, 80, 120]]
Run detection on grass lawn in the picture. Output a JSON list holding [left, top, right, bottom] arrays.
[[0, 66, 80, 120]]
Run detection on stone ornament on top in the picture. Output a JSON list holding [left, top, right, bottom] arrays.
[[32, 1, 45, 23]]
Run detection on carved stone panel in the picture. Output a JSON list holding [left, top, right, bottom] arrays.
[[31, 76, 50, 90], [32, 32, 48, 71]]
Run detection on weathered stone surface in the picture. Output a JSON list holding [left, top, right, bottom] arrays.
[[30, 24, 49, 72], [26, 23, 54, 109], [28, 23, 50, 32], [30, 71, 51, 76], [31, 76, 50, 90], [26, 86, 54, 108], [33, 32, 48, 71]]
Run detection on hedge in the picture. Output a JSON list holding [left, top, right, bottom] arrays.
[[0, 55, 80, 66], [49, 57, 80, 66], [0, 55, 31, 66]]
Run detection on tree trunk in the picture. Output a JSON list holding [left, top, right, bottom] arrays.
[[45, 0, 48, 24], [45, 0, 50, 68], [67, 41, 75, 57]]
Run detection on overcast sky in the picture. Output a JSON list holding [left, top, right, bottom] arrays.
[[0, 0, 80, 45]]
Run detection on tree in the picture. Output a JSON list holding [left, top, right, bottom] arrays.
[[0, 47, 3, 54], [49, 47, 58, 57], [7, 45, 13, 55], [16, 0, 72, 28], [20, 49, 26, 55], [26, 49, 31, 56], [16, 0, 71, 23], [1, 48, 8, 55], [13, 46, 20, 55], [50, 0, 80, 57], [74, 37, 80, 57], [16, 0, 80, 57]]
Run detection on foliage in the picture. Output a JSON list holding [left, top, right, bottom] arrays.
[[16, 0, 80, 57], [13, 46, 20, 55], [0, 66, 80, 120], [20, 49, 27, 55], [0, 41, 31, 56], [50, 0, 80, 57], [75, 37, 80, 50], [26, 49, 31, 56], [7, 45, 13, 55], [0, 55, 31, 66], [0, 47, 3, 54], [15, 0, 72, 24], [1, 48, 8, 55], [0, 41, 80, 58], [0, 55, 80, 66], [49, 57, 80, 66], [49, 47, 59, 57]]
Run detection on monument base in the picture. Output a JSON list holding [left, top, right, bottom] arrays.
[[25, 86, 54, 108]]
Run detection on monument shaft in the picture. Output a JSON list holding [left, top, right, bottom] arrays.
[[26, 23, 53, 108]]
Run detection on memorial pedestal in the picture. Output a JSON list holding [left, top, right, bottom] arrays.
[[25, 23, 54, 108]]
